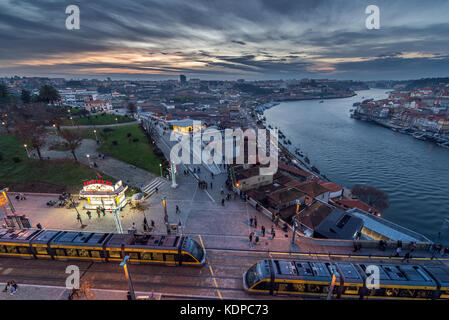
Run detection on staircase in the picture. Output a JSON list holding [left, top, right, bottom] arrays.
[[142, 177, 167, 199]]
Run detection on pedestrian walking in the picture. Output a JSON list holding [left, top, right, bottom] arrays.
[[143, 217, 149, 231], [151, 220, 155, 228], [210, 182, 213, 189], [249, 217, 254, 227], [176, 205, 180, 214], [254, 216, 257, 228], [221, 187, 224, 195], [101, 208, 106, 216], [221, 198, 225, 206], [249, 232, 254, 246], [155, 187, 158, 194], [402, 252, 411, 263], [76, 213, 82, 225], [255, 236, 259, 245], [261, 226, 265, 237], [271, 230, 276, 240], [86, 211, 91, 220], [394, 246, 402, 257]]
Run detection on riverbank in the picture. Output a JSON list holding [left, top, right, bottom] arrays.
[[263, 88, 449, 245]]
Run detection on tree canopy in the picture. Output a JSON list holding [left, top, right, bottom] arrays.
[[37, 85, 60, 104], [351, 184, 390, 212]]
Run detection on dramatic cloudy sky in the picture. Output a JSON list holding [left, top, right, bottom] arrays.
[[1, 0, 449, 80]]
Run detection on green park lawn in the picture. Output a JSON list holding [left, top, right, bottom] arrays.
[[94, 124, 165, 175], [0, 134, 113, 192], [64, 113, 135, 126]]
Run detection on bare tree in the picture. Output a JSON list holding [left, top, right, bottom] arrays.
[[351, 184, 390, 212], [15, 121, 46, 160], [60, 129, 83, 161]]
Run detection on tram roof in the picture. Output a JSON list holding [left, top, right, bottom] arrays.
[[106, 233, 182, 249], [0, 228, 41, 243], [424, 266, 449, 288], [358, 263, 436, 287], [272, 260, 332, 282], [50, 231, 110, 246]]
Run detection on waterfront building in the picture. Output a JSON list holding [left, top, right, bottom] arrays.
[[348, 208, 430, 242]]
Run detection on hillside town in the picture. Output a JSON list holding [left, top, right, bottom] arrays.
[[352, 84, 449, 148]]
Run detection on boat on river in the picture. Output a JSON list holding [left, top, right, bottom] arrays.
[[412, 132, 427, 141]]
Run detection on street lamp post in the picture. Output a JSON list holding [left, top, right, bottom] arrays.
[[291, 200, 301, 243], [70, 116, 75, 127], [23, 144, 30, 158], [162, 196, 169, 234], [170, 159, 178, 188], [86, 154, 92, 167], [159, 163, 162, 177], [93, 129, 98, 142], [120, 256, 136, 300]]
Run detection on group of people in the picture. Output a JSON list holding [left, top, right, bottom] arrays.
[[3, 280, 18, 296], [77, 207, 107, 224], [143, 217, 155, 232], [249, 215, 276, 247], [198, 180, 208, 189]]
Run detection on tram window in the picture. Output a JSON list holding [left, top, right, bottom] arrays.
[[56, 249, 65, 256], [78, 249, 89, 257], [182, 253, 196, 262], [5, 246, 17, 253], [66, 248, 78, 257], [17, 247, 29, 254], [344, 286, 359, 295], [35, 247, 48, 255], [385, 288, 399, 297], [253, 281, 270, 291], [108, 250, 121, 258], [152, 252, 163, 261], [439, 290, 449, 299], [164, 254, 176, 262], [127, 252, 139, 260], [398, 289, 415, 298], [416, 290, 431, 299], [141, 252, 152, 260], [90, 251, 101, 258], [307, 284, 322, 293], [277, 283, 295, 292], [0, 246, 6, 253]]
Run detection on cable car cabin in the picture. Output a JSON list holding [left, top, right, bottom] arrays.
[[104, 233, 205, 266], [424, 265, 449, 299], [357, 264, 438, 300], [0, 228, 42, 259], [30, 230, 61, 259], [48, 231, 111, 262]]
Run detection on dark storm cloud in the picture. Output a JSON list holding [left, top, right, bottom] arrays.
[[1, 0, 449, 79]]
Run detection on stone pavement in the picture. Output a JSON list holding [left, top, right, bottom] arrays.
[[0, 283, 161, 300]]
